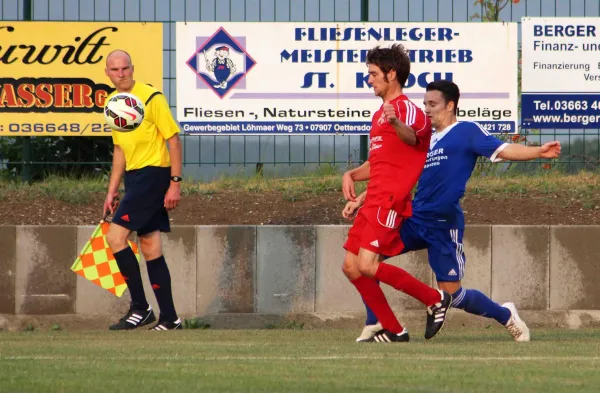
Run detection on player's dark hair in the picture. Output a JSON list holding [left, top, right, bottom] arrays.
[[366, 44, 411, 86], [426, 80, 460, 115]]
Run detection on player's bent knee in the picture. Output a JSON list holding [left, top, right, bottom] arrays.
[[140, 247, 162, 261], [139, 232, 162, 261], [342, 261, 359, 280], [438, 280, 462, 295], [342, 252, 360, 280], [357, 258, 377, 278], [106, 225, 129, 252]]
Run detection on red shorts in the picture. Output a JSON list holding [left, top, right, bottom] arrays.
[[343, 205, 405, 257]]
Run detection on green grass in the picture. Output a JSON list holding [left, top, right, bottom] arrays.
[[0, 171, 599, 207], [0, 174, 106, 203], [0, 329, 599, 392], [467, 171, 599, 196]]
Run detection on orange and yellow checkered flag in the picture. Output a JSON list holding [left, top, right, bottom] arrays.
[[71, 220, 140, 297]]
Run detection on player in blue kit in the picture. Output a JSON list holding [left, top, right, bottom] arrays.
[[344, 80, 561, 342]]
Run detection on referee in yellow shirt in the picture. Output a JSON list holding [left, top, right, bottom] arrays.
[[103, 49, 182, 331]]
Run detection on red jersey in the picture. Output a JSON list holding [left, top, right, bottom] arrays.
[[364, 94, 432, 216]]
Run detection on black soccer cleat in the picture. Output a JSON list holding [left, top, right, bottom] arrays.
[[425, 290, 452, 340], [365, 328, 410, 343], [109, 305, 156, 330], [150, 318, 183, 331]]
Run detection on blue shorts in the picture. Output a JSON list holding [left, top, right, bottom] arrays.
[[112, 166, 171, 236], [399, 218, 465, 282]]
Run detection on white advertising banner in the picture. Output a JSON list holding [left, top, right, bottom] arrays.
[[521, 17, 600, 129], [176, 22, 518, 135]]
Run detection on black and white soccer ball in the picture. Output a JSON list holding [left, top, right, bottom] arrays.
[[104, 92, 145, 132]]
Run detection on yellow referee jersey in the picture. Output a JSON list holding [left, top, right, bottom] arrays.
[[109, 82, 180, 171]]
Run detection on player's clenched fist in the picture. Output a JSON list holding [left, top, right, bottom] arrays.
[[382, 101, 398, 124]]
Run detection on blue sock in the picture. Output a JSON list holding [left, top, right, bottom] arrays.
[[363, 298, 378, 325], [451, 287, 511, 325]]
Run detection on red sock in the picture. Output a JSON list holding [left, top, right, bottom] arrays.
[[374, 263, 441, 306], [351, 275, 403, 334]]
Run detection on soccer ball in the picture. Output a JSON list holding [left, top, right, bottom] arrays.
[[104, 92, 145, 132]]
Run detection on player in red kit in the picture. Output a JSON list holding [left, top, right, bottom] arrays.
[[341, 44, 452, 342]]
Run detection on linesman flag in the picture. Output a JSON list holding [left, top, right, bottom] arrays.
[[71, 220, 140, 297]]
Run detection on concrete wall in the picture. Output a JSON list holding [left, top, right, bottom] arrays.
[[1, 224, 600, 328]]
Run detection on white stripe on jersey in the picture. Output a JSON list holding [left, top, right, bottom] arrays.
[[386, 209, 397, 228], [474, 121, 491, 136], [376, 207, 400, 229], [398, 99, 429, 134], [405, 100, 416, 126], [490, 143, 509, 163], [450, 229, 465, 279], [396, 100, 416, 126]]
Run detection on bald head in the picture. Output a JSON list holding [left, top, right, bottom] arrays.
[[106, 49, 132, 67], [105, 49, 135, 92]]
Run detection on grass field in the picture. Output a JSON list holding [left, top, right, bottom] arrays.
[[0, 170, 599, 206], [1, 328, 599, 393]]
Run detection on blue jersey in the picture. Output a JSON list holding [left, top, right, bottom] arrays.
[[410, 121, 507, 229]]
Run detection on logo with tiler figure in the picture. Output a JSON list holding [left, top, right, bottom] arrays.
[[186, 27, 256, 99]]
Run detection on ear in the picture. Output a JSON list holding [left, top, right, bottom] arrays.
[[446, 100, 455, 113], [387, 69, 396, 81]]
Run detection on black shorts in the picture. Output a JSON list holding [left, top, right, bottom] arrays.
[[112, 166, 171, 236]]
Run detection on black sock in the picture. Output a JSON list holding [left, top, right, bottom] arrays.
[[113, 247, 148, 310], [146, 255, 177, 321]]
